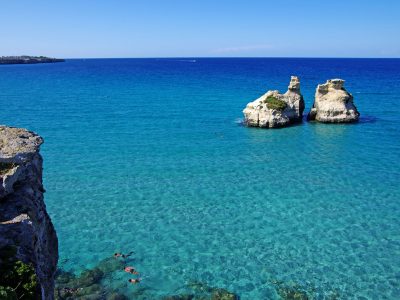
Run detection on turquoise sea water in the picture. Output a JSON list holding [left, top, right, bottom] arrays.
[[1, 58, 400, 299]]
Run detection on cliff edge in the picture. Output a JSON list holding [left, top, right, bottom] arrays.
[[0, 126, 58, 299]]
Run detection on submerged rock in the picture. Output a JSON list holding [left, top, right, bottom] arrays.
[[76, 283, 104, 297], [96, 257, 125, 274], [76, 268, 104, 287], [270, 280, 310, 300], [106, 292, 129, 300], [243, 76, 305, 128], [55, 256, 132, 299], [55, 270, 76, 285], [211, 288, 239, 300], [163, 295, 195, 300], [55, 254, 134, 299], [182, 281, 240, 300], [106, 292, 128, 300], [307, 79, 359, 123]]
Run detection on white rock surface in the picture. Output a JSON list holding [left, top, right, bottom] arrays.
[[243, 76, 305, 128], [308, 79, 360, 123]]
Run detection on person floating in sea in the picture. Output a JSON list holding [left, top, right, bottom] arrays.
[[128, 278, 141, 284], [124, 266, 139, 275], [114, 251, 134, 259]]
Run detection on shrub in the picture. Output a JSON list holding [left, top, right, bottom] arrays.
[[0, 286, 17, 300], [0, 246, 39, 299], [263, 96, 287, 111]]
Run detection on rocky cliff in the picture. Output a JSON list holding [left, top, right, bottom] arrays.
[[243, 76, 305, 128], [307, 79, 360, 123], [0, 126, 58, 299]]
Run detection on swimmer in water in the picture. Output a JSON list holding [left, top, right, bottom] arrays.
[[114, 251, 134, 258], [124, 266, 139, 275], [122, 251, 134, 258], [128, 278, 141, 284]]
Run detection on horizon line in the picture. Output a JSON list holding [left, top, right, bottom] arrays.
[[59, 56, 400, 60]]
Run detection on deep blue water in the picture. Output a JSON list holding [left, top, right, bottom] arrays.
[[1, 58, 400, 299]]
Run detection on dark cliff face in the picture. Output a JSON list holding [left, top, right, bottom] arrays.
[[0, 126, 58, 299]]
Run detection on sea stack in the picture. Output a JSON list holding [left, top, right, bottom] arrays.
[[0, 126, 58, 299], [243, 76, 305, 128], [307, 79, 360, 123]]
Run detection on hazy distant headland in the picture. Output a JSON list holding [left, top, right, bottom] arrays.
[[0, 55, 64, 65]]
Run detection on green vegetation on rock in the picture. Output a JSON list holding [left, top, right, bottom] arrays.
[[264, 96, 287, 111], [0, 286, 17, 300], [0, 246, 39, 300]]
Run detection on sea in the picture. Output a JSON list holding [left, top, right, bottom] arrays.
[[0, 58, 399, 299]]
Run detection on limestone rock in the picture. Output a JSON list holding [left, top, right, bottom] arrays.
[[243, 76, 305, 128], [0, 125, 58, 299], [0, 126, 43, 164], [307, 79, 360, 123]]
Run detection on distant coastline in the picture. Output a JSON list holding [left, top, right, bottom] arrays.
[[0, 55, 65, 65]]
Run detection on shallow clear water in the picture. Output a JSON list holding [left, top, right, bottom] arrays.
[[1, 58, 400, 299]]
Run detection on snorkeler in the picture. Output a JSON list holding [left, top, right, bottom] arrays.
[[122, 251, 134, 258], [128, 278, 141, 284], [124, 266, 139, 275], [114, 251, 134, 258]]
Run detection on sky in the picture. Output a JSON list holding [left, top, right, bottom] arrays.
[[1, 0, 400, 58]]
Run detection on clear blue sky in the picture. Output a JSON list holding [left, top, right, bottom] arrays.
[[1, 0, 399, 58]]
